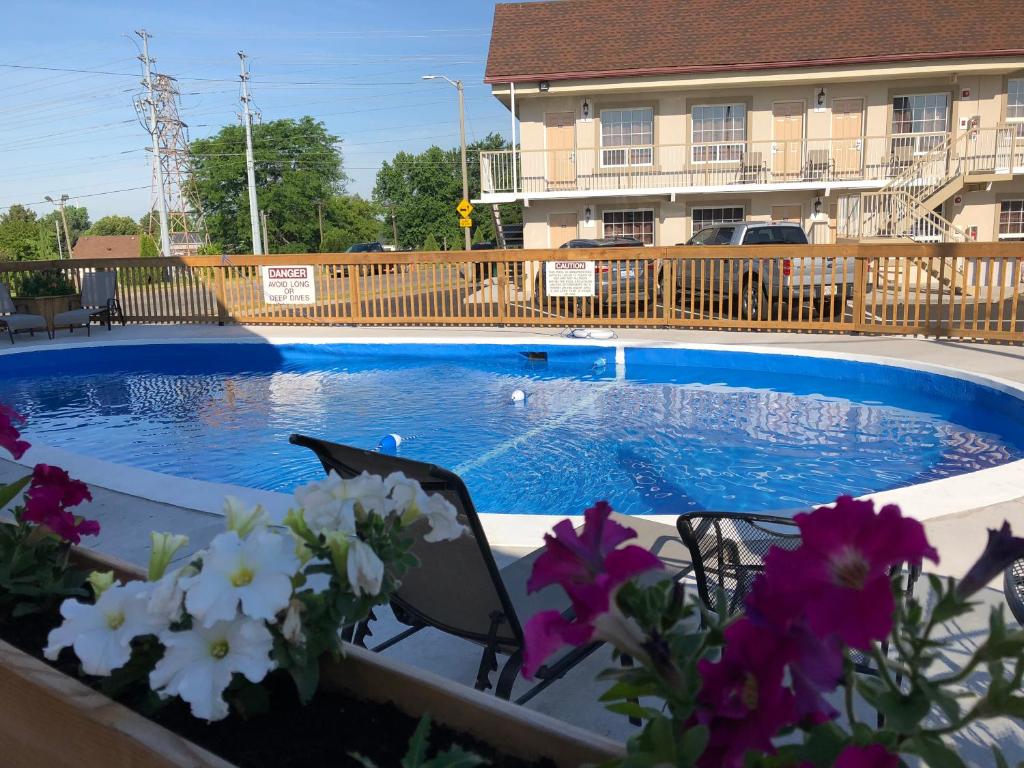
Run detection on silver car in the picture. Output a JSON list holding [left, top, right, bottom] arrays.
[[676, 222, 857, 319]]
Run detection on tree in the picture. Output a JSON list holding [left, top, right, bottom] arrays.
[[0, 205, 43, 261], [422, 233, 440, 252], [373, 133, 522, 251], [86, 215, 140, 236], [191, 116, 347, 254], [320, 195, 382, 252]]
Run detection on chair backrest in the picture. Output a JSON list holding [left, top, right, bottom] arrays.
[[0, 283, 15, 315], [676, 512, 801, 617], [288, 434, 525, 652], [80, 271, 116, 309]]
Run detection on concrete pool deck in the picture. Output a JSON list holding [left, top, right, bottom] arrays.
[[1, 324, 1023, 761]]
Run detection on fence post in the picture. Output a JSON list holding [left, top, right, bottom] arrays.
[[214, 267, 228, 326], [348, 263, 363, 325], [852, 256, 866, 332], [497, 259, 508, 327]]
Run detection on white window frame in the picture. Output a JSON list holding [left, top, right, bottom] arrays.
[[998, 199, 1024, 240], [599, 108, 654, 168], [1008, 78, 1024, 138], [602, 208, 655, 245], [891, 92, 949, 155], [691, 103, 747, 165], [690, 206, 745, 237]]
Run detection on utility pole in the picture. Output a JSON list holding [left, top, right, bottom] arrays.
[[45, 194, 72, 259], [136, 29, 172, 259], [390, 211, 398, 248], [422, 75, 471, 251], [260, 210, 269, 253], [316, 201, 324, 250], [238, 52, 263, 255], [53, 219, 64, 259]]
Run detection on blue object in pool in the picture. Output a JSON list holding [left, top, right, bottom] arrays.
[[2, 342, 1023, 516]]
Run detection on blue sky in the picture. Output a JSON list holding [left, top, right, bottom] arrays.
[[0, 0, 511, 220]]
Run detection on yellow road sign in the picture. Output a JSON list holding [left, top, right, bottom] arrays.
[[456, 199, 473, 218], [459, 217, 473, 228]]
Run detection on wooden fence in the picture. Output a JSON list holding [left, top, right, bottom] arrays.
[[1, 242, 1022, 342]]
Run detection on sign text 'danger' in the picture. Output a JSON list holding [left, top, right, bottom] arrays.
[[260, 265, 317, 305]]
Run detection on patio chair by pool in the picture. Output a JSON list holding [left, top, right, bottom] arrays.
[[0, 284, 51, 344], [289, 433, 688, 704], [53, 271, 125, 335], [1005, 559, 1024, 625], [677, 510, 920, 725]]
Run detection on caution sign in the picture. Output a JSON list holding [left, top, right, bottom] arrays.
[[545, 260, 596, 297], [456, 199, 473, 218], [261, 265, 316, 305], [459, 217, 473, 228]]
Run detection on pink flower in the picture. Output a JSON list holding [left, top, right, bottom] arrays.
[[695, 618, 798, 768], [21, 464, 98, 545], [957, 522, 1024, 599], [759, 497, 938, 650], [0, 404, 30, 460], [834, 744, 899, 768], [522, 501, 662, 678]]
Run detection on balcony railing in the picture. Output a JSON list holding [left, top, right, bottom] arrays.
[[480, 128, 1024, 196]]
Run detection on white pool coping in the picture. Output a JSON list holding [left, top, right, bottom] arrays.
[[4, 330, 1024, 547]]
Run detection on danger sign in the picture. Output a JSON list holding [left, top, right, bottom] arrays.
[[261, 265, 316, 305]]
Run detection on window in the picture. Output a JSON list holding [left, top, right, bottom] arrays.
[[1008, 79, 1024, 137], [999, 200, 1024, 239], [691, 206, 744, 236], [742, 226, 807, 245], [600, 108, 653, 167], [603, 210, 654, 244], [892, 94, 948, 153], [691, 104, 746, 163]]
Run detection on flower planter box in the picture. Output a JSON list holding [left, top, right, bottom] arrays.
[[0, 547, 623, 768]]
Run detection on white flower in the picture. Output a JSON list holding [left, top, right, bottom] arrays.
[[384, 471, 430, 521], [223, 497, 268, 538], [293, 471, 390, 534], [347, 539, 384, 597], [422, 493, 468, 542], [182, 529, 299, 627], [282, 599, 305, 646], [147, 565, 194, 624], [148, 532, 189, 581], [150, 618, 275, 721], [44, 581, 166, 676]]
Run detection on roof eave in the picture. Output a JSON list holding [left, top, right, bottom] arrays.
[[483, 49, 1024, 84]]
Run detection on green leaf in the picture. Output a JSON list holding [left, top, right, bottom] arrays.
[[349, 752, 379, 768], [679, 725, 709, 763], [422, 749, 487, 768], [607, 702, 664, 721], [0, 475, 31, 511], [907, 735, 968, 768], [874, 688, 931, 732], [402, 715, 432, 768], [285, 657, 320, 704]]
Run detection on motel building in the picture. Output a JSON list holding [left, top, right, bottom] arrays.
[[476, 0, 1024, 262]]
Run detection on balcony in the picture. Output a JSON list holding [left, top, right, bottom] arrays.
[[479, 128, 1024, 199]]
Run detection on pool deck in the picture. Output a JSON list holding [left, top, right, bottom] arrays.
[[1, 324, 1023, 761]]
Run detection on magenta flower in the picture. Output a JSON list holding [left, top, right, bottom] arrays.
[[522, 501, 662, 678], [0, 404, 30, 460], [695, 617, 798, 768], [956, 522, 1024, 599], [834, 744, 899, 768], [21, 464, 98, 545], [759, 497, 938, 650]]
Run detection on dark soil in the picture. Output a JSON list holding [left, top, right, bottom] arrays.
[[1, 610, 556, 768]]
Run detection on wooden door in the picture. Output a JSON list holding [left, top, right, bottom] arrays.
[[772, 102, 804, 179], [545, 112, 576, 189], [771, 205, 802, 223], [832, 98, 864, 177], [549, 213, 578, 247]]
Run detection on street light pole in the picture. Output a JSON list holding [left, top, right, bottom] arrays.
[[45, 194, 72, 259], [423, 75, 471, 251]]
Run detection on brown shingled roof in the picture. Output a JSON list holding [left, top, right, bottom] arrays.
[[71, 235, 140, 259], [484, 0, 1024, 83]]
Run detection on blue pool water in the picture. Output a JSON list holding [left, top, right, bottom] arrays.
[[2, 342, 1023, 516]]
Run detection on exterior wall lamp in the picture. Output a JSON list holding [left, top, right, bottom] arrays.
[[538, 81, 550, 92]]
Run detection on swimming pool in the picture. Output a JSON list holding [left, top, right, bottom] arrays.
[[3, 341, 1023, 516]]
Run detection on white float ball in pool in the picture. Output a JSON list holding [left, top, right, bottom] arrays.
[[510, 389, 526, 403], [377, 433, 402, 453]]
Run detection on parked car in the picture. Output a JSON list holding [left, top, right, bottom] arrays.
[[543, 236, 659, 309], [676, 221, 856, 319], [339, 241, 386, 276]]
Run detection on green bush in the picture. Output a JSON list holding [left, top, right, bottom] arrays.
[[14, 270, 75, 298]]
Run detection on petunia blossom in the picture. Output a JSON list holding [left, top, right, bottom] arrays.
[[182, 529, 299, 627], [150, 618, 276, 721], [758, 497, 938, 650], [347, 538, 384, 597], [21, 464, 98, 544], [695, 617, 799, 768], [0, 404, 30, 460], [522, 501, 662, 678], [833, 744, 899, 768], [44, 580, 166, 676], [956, 521, 1024, 599]]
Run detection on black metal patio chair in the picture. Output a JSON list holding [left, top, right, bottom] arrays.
[[1005, 559, 1024, 625], [289, 433, 689, 705], [676, 510, 921, 726]]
